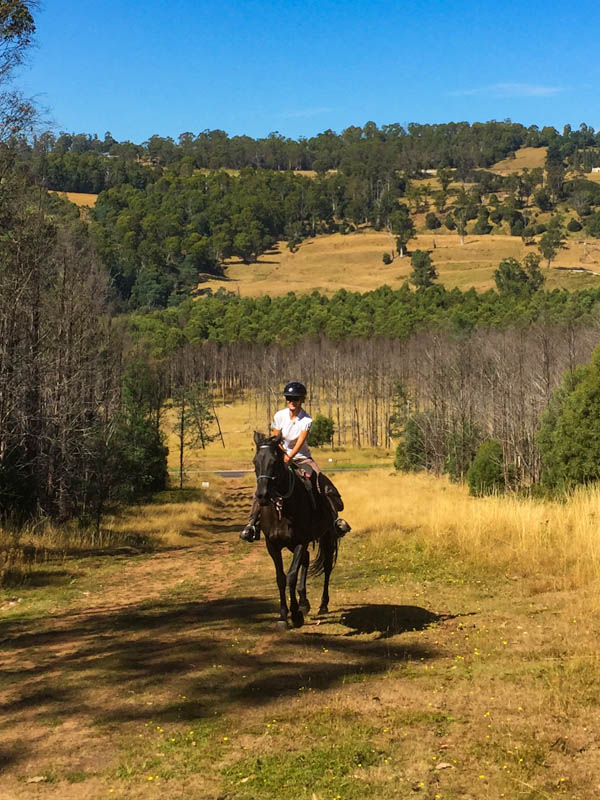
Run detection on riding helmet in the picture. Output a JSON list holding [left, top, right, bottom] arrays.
[[283, 380, 307, 399]]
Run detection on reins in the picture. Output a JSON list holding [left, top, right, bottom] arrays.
[[257, 444, 295, 501]]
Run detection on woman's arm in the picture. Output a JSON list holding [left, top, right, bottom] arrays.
[[284, 428, 308, 464]]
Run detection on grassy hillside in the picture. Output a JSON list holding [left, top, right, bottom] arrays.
[[57, 191, 98, 207], [197, 229, 600, 297], [489, 146, 548, 174]]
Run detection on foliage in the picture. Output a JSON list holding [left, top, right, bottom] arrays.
[[466, 440, 506, 496], [410, 250, 437, 289], [394, 412, 437, 472], [494, 254, 544, 297], [538, 351, 600, 489], [308, 414, 335, 447]]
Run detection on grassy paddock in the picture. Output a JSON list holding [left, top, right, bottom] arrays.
[[336, 470, 600, 592]]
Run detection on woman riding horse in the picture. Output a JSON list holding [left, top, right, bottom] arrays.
[[240, 381, 350, 542]]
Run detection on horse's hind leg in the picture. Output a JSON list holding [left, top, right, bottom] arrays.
[[266, 540, 289, 630], [318, 533, 335, 615], [287, 544, 306, 628], [298, 549, 310, 615]]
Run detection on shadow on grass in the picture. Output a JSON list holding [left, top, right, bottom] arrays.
[[341, 604, 452, 639], [0, 594, 442, 760]]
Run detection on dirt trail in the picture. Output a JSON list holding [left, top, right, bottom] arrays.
[[1, 481, 599, 800]]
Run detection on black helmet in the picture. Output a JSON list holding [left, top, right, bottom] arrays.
[[283, 380, 307, 399]]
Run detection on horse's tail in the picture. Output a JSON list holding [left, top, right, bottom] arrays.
[[309, 527, 339, 577]]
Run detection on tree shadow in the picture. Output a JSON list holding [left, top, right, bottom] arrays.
[[0, 595, 444, 768]]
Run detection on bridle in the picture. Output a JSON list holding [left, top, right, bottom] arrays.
[[256, 443, 295, 502]]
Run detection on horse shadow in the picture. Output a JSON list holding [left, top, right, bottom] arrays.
[[340, 603, 457, 639]]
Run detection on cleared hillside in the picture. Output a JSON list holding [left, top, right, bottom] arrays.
[[197, 229, 600, 297], [488, 146, 548, 174]]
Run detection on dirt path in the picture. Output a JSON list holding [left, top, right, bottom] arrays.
[[1, 481, 599, 800]]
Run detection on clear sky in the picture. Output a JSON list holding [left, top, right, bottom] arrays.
[[17, 0, 600, 143]]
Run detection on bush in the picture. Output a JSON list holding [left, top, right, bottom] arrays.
[[425, 212, 441, 230], [444, 214, 456, 231], [394, 412, 436, 472], [535, 223, 547, 235], [466, 440, 505, 496], [567, 218, 583, 232], [382, 252, 392, 264], [538, 352, 600, 489], [308, 414, 334, 447]]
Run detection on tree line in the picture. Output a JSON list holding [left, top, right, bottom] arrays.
[[19, 120, 600, 179]]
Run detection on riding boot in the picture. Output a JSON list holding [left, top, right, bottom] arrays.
[[324, 494, 351, 537], [240, 498, 261, 542]]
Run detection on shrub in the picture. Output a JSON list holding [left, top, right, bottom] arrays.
[[466, 440, 505, 496], [538, 352, 600, 489], [382, 252, 392, 264], [567, 218, 583, 232], [535, 223, 547, 235], [444, 214, 456, 231], [425, 212, 441, 229], [394, 412, 436, 472], [308, 414, 334, 447]]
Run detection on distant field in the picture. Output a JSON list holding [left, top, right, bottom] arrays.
[[197, 228, 600, 297], [489, 146, 547, 174], [55, 191, 98, 207]]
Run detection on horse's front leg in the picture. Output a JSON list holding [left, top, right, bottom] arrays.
[[298, 548, 310, 615], [287, 543, 306, 628], [266, 539, 289, 630]]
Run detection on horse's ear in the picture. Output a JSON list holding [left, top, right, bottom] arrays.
[[254, 431, 266, 446], [273, 432, 283, 444]]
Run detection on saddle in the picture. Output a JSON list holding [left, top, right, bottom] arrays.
[[291, 464, 344, 513]]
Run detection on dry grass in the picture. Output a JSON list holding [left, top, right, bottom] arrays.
[[337, 470, 600, 591], [53, 191, 98, 208], [197, 229, 600, 297], [489, 146, 548, 174]]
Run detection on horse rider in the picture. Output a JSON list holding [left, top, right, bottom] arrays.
[[240, 381, 351, 542]]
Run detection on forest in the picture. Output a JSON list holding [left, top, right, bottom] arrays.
[[3, 2, 600, 527]]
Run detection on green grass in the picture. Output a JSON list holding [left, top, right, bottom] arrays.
[[223, 738, 381, 800]]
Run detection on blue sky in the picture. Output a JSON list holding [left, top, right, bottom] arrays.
[[18, 0, 600, 143]]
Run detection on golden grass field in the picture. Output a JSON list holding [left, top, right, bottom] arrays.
[[56, 191, 98, 207], [198, 229, 600, 297], [488, 146, 548, 174]]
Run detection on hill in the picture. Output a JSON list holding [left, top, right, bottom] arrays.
[[196, 229, 600, 297], [489, 146, 547, 174]]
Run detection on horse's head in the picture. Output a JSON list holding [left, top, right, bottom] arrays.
[[253, 431, 284, 505]]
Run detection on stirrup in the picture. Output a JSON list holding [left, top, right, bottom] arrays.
[[334, 518, 351, 537], [240, 523, 260, 542]]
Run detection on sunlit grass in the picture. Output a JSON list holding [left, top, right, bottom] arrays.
[[335, 470, 600, 590]]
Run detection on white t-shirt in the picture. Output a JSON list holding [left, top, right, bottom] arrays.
[[272, 407, 312, 461]]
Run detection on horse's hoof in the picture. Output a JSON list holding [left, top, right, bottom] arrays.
[[291, 611, 304, 628], [318, 606, 329, 616], [299, 599, 311, 614], [276, 620, 289, 632]]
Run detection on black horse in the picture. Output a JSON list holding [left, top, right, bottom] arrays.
[[252, 431, 339, 630]]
